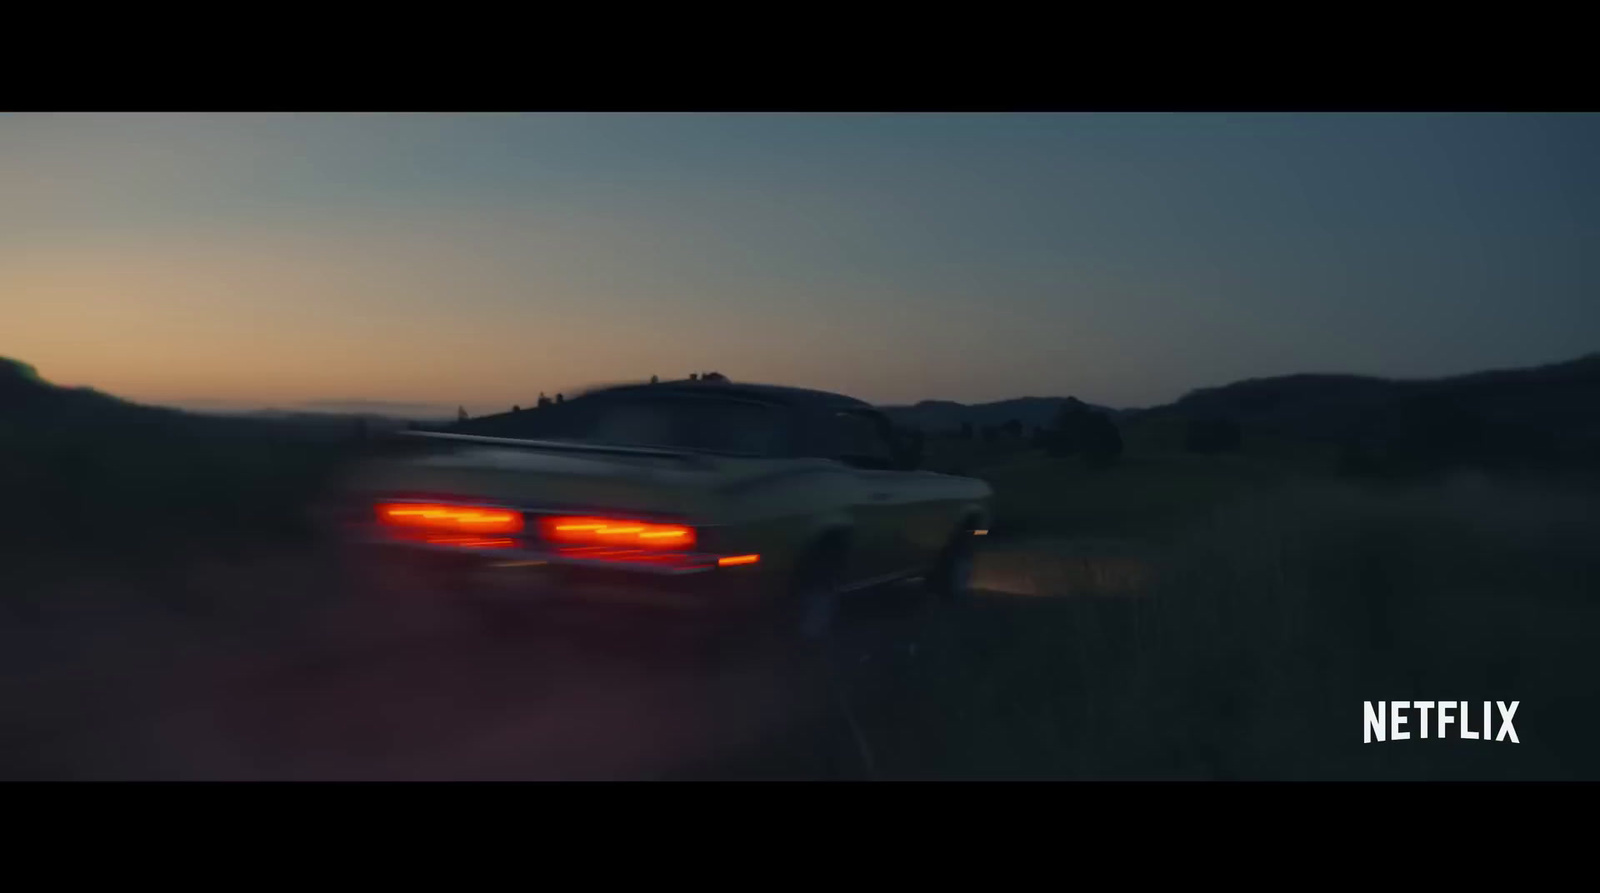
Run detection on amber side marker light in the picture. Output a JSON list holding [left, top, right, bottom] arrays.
[[717, 554, 760, 567], [377, 502, 524, 534], [972, 529, 989, 536]]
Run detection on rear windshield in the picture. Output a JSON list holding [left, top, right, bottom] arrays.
[[516, 396, 789, 456]]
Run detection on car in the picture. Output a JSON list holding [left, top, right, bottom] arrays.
[[326, 379, 994, 641]]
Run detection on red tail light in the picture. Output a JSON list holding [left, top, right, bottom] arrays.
[[537, 516, 696, 551], [376, 502, 525, 535]]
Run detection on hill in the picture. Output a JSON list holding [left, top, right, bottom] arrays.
[[880, 397, 1126, 433], [0, 358, 438, 444], [9, 351, 1598, 473], [1135, 354, 1599, 431], [0, 358, 365, 562], [1128, 353, 1600, 473], [448, 388, 1125, 440], [0, 357, 189, 430]]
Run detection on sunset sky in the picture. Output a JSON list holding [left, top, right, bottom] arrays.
[[4, 112, 1597, 416]]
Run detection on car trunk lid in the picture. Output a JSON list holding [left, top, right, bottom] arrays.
[[341, 431, 740, 517]]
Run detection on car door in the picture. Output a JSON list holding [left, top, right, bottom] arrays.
[[822, 408, 919, 582]]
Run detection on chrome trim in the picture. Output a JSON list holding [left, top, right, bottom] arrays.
[[356, 494, 718, 526], [371, 499, 678, 521], [351, 534, 726, 576]]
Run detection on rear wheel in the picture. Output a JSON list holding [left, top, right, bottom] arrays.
[[778, 540, 848, 644], [925, 527, 978, 604]]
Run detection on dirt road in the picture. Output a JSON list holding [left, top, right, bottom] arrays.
[[1, 539, 1146, 780], [1, 556, 878, 780]]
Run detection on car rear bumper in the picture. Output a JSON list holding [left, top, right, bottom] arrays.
[[349, 532, 728, 575], [344, 539, 776, 617]]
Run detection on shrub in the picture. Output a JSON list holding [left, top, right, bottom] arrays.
[[1044, 402, 1123, 468]]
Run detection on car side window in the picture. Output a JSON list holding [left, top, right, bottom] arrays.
[[827, 410, 899, 470]]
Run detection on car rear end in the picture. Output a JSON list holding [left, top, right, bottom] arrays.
[[332, 493, 772, 616], [322, 397, 793, 624]]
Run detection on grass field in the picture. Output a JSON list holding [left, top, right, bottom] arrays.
[[732, 437, 1600, 779], [5, 420, 1597, 779]]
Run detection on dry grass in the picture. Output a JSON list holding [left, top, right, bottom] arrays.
[[973, 537, 1154, 598], [1118, 472, 1600, 778], [6, 416, 1596, 779], [827, 469, 1600, 779]]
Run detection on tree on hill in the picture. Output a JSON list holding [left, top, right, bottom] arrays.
[[458, 406, 469, 422], [689, 373, 699, 381], [1042, 402, 1084, 457], [1082, 417, 1123, 468], [512, 405, 521, 413], [555, 393, 564, 404], [1044, 400, 1122, 468], [650, 375, 659, 384], [701, 371, 728, 382], [537, 392, 552, 408]]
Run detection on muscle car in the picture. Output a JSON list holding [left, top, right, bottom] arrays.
[[327, 380, 993, 640]]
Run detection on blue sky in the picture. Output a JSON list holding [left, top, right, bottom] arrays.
[[4, 112, 1596, 414]]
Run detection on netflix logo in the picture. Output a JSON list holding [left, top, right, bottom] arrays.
[[1364, 701, 1519, 743]]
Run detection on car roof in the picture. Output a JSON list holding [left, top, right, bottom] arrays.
[[578, 380, 875, 411]]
